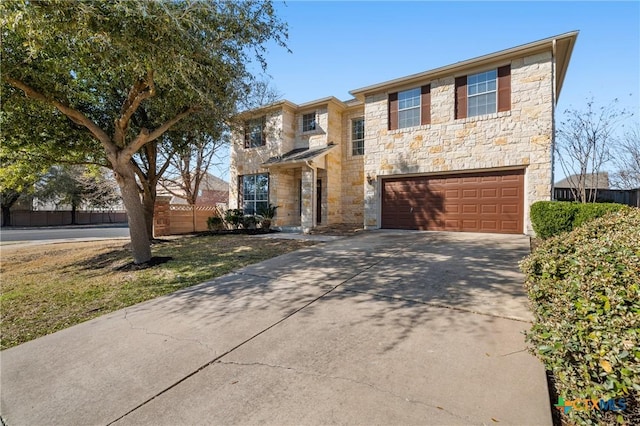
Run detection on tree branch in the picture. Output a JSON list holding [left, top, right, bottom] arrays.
[[114, 70, 157, 146], [122, 106, 200, 158], [4, 76, 116, 155]]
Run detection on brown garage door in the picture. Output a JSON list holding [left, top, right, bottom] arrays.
[[381, 169, 524, 233]]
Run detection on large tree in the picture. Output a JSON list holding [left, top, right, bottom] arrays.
[[555, 98, 631, 203], [1, 84, 97, 226], [35, 165, 121, 224], [2, 0, 287, 263]]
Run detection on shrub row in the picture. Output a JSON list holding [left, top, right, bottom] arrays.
[[530, 201, 629, 239], [521, 209, 640, 425]]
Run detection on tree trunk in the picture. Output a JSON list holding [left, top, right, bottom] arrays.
[[113, 161, 152, 264], [142, 188, 156, 239], [71, 203, 77, 225], [1, 191, 20, 227], [2, 206, 11, 227]]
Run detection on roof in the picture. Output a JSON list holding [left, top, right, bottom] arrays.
[[158, 173, 229, 205], [555, 172, 610, 189], [237, 97, 348, 118], [349, 31, 579, 101], [263, 144, 337, 167]]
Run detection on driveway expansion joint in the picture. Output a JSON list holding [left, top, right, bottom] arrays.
[[215, 360, 473, 422]]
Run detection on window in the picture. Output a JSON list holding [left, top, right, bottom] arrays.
[[241, 173, 268, 215], [398, 88, 421, 129], [388, 85, 430, 130], [244, 117, 265, 148], [467, 70, 497, 117], [302, 112, 316, 132], [455, 65, 510, 119], [351, 118, 365, 156]]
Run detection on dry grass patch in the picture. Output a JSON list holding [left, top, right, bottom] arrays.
[[0, 234, 315, 349]]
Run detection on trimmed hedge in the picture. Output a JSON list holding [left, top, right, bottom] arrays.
[[530, 201, 628, 239], [521, 209, 640, 425]]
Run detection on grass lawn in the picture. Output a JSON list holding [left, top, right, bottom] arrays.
[[0, 234, 316, 350]]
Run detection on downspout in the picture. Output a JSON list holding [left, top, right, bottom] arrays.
[[305, 160, 317, 233], [551, 39, 558, 201]]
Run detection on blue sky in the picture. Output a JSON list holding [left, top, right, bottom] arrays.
[[214, 1, 639, 179], [263, 1, 639, 115]]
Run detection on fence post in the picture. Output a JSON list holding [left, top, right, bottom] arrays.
[[153, 196, 172, 237]]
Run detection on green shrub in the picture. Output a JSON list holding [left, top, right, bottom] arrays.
[[224, 209, 244, 229], [206, 216, 223, 231], [530, 201, 629, 239], [521, 208, 640, 425], [574, 203, 628, 229]]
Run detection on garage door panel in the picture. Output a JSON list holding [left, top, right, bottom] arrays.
[[500, 221, 519, 232], [481, 205, 497, 214], [462, 189, 478, 198], [444, 204, 459, 214], [501, 204, 519, 214], [381, 170, 524, 233], [501, 187, 520, 197], [481, 188, 498, 198], [462, 204, 478, 213]]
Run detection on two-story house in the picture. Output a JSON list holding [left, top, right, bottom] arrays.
[[230, 32, 578, 235]]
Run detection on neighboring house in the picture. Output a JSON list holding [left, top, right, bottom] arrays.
[[159, 173, 229, 206], [230, 32, 578, 234], [554, 172, 610, 191]]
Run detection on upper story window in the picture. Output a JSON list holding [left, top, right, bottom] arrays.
[[388, 85, 430, 131], [244, 117, 265, 148], [456, 65, 511, 119], [302, 112, 316, 132], [398, 88, 421, 129], [351, 117, 365, 156], [467, 70, 497, 117]]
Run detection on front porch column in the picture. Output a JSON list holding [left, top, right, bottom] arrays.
[[301, 166, 315, 233]]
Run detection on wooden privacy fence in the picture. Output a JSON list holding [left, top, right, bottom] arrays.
[[554, 188, 640, 207], [153, 197, 222, 236], [5, 210, 127, 227]]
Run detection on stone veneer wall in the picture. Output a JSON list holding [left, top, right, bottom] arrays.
[[341, 106, 365, 225], [229, 106, 296, 224], [362, 51, 555, 234], [296, 106, 329, 150], [324, 103, 344, 224]]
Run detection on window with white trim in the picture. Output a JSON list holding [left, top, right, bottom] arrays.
[[351, 117, 365, 156], [397, 88, 421, 129], [467, 70, 497, 117], [241, 173, 268, 215]]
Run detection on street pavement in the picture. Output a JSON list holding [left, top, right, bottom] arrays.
[[0, 224, 130, 248], [0, 230, 551, 425]]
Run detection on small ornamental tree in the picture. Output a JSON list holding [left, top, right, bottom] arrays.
[[2, 0, 288, 263]]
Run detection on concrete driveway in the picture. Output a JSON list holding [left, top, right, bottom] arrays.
[[0, 231, 551, 425]]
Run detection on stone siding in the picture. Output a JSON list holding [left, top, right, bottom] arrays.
[[230, 47, 561, 235], [362, 52, 555, 233], [229, 105, 296, 224], [341, 106, 365, 225]]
